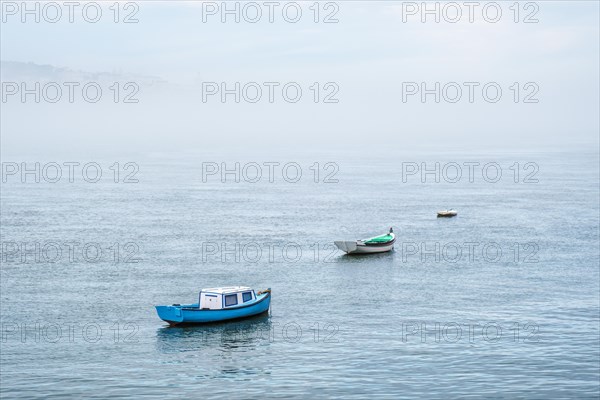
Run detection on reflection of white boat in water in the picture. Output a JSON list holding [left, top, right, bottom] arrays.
[[334, 228, 396, 254], [437, 209, 457, 218]]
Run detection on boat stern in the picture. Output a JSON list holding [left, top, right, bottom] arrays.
[[334, 241, 357, 253], [155, 305, 185, 324]]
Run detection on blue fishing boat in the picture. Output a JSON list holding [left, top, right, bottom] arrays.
[[155, 286, 271, 326]]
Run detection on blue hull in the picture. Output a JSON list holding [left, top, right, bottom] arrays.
[[156, 292, 271, 325]]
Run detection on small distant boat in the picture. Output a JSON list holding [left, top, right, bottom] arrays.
[[437, 209, 457, 218], [334, 227, 396, 254], [155, 286, 271, 326]]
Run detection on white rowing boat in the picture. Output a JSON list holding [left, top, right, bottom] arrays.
[[334, 228, 396, 254], [437, 209, 457, 217]]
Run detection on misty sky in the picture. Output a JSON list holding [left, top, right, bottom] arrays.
[[1, 1, 599, 156]]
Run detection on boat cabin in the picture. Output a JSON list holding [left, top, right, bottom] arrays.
[[199, 286, 256, 310]]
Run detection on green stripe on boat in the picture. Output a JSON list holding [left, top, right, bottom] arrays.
[[363, 234, 394, 244]]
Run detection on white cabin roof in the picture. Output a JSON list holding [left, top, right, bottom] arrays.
[[201, 286, 252, 294]]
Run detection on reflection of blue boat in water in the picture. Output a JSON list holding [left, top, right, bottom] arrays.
[[155, 286, 271, 326], [155, 312, 272, 355]]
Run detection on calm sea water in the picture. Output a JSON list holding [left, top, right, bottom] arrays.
[[1, 148, 599, 398]]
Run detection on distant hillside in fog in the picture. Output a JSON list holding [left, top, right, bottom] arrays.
[[1, 61, 168, 86]]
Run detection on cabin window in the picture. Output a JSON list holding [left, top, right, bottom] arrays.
[[224, 294, 238, 307], [242, 292, 252, 302]]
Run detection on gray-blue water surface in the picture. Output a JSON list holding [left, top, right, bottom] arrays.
[[1, 148, 598, 398]]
